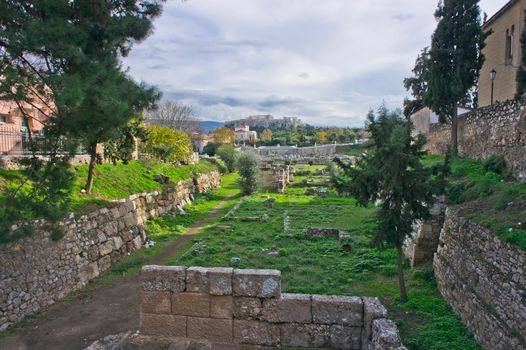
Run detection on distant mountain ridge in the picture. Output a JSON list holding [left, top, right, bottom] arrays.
[[200, 121, 224, 133]]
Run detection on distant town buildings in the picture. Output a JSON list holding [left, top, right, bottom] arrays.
[[226, 115, 303, 131], [234, 124, 257, 144], [194, 134, 214, 153], [479, 0, 526, 106]]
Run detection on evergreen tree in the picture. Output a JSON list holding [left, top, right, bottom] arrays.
[[516, 16, 526, 99], [405, 0, 487, 155], [333, 106, 439, 301], [237, 151, 260, 195]]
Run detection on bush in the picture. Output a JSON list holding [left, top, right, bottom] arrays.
[[216, 145, 238, 173], [203, 142, 219, 156], [143, 125, 193, 163], [237, 151, 260, 195], [483, 155, 507, 175]]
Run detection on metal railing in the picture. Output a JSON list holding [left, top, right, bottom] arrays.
[[0, 129, 87, 156]]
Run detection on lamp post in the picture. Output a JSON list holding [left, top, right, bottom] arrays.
[[489, 69, 497, 105]]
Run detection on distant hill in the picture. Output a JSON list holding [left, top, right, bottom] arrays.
[[200, 121, 224, 133]]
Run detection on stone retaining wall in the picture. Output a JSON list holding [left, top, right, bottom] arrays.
[[425, 98, 526, 180], [139, 266, 405, 350], [434, 208, 526, 350], [0, 171, 221, 331]]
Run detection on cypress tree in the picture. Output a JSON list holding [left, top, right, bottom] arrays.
[[516, 17, 526, 99]]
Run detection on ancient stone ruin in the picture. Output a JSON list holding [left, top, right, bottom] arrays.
[[304, 228, 350, 240], [139, 265, 405, 349]]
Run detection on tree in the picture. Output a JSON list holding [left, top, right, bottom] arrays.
[[145, 100, 202, 136], [143, 125, 193, 163], [406, 0, 487, 155], [213, 127, 235, 145], [203, 142, 219, 156], [403, 48, 429, 117], [262, 128, 273, 142], [0, 0, 164, 194], [216, 144, 238, 173], [333, 106, 438, 302], [315, 131, 327, 143], [237, 151, 260, 195], [516, 16, 526, 98], [104, 119, 148, 165]]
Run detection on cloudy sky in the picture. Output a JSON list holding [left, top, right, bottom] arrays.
[[124, 0, 509, 127]]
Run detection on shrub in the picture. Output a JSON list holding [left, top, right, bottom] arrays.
[[483, 155, 507, 175], [203, 142, 219, 156], [216, 145, 238, 173], [143, 125, 193, 163], [237, 151, 260, 195]]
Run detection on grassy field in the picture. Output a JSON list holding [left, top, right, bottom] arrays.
[[0, 159, 219, 219], [156, 165, 479, 350]]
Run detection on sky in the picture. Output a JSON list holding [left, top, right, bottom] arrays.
[[124, 0, 510, 127]]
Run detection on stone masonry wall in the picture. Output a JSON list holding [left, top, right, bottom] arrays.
[[434, 208, 526, 350], [425, 98, 526, 180], [403, 199, 446, 267], [0, 171, 220, 331], [139, 266, 406, 350]]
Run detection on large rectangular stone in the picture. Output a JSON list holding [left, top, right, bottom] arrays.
[[209, 267, 233, 295], [330, 325, 362, 350], [187, 267, 210, 293], [312, 295, 363, 326], [211, 295, 233, 319], [363, 297, 388, 350], [187, 317, 233, 344], [233, 297, 262, 320], [139, 313, 186, 337], [261, 293, 311, 323], [141, 265, 186, 292], [140, 291, 171, 314], [172, 292, 210, 317], [233, 269, 281, 298], [233, 320, 280, 346], [280, 323, 330, 348], [372, 318, 403, 350]]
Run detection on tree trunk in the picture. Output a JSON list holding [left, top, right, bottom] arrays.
[[396, 243, 408, 302], [85, 142, 98, 194], [451, 103, 458, 156]]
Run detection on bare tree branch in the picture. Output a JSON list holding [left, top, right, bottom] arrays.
[[145, 100, 203, 136]]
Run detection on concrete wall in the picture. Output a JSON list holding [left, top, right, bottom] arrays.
[[0, 171, 220, 331], [139, 266, 406, 350], [425, 98, 526, 179], [434, 208, 526, 350], [479, 0, 526, 107]]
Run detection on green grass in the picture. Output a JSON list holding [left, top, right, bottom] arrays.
[[158, 167, 479, 350], [102, 173, 241, 278], [0, 159, 220, 219]]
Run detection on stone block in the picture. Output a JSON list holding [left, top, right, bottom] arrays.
[[363, 297, 388, 349], [98, 240, 114, 256], [187, 317, 233, 344], [372, 318, 403, 350], [139, 313, 186, 337], [140, 291, 171, 314], [209, 267, 233, 295], [112, 236, 124, 250], [187, 267, 210, 293], [330, 325, 362, 350], [172, 292, 210, 317], [233, 320, 280, 346], [233, 297, 262, 320], [210, 295, 233, 319], [87, 246, 99, 261], [98, 255, 111, 272], [233, 269, 281, 298], [261, 293, 311, 323], [141, 265, 186, 292], [280, 323, 329, 348], [312, 295, 363, 326], [86, 262, 100, 279]]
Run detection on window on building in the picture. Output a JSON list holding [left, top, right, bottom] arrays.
[[505, 26, 514, 63], [0, 115, 6, 124]]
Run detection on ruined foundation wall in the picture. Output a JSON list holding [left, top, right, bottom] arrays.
[[434, 208, 526, 350], [0, 171, 220, 331], [139, 265, 405, 350]]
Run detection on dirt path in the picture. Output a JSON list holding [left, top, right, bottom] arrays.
[[0, 196, 235, 350]]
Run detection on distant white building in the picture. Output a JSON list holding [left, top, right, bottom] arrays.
[[194, 134, 214, 153], [410, 106, 471, 136], [234, 124, 257, 143]]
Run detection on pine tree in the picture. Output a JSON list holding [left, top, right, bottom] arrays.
[[334, 106, 439, 302], [516, 16, 526, 99], [405, 0, 487, 155]]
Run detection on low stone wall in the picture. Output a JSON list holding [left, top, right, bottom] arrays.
[[425, 98, 526, 180], [0, 171, 221, 331], [434, 208, 526, 350], [403, 200, 446, 267], [139, 266, 405, 350]]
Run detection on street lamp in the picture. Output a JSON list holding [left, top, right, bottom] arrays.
[[489, 69, 497, 105]]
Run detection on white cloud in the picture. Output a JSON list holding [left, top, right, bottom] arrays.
[[123, 0, 510, 127]]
